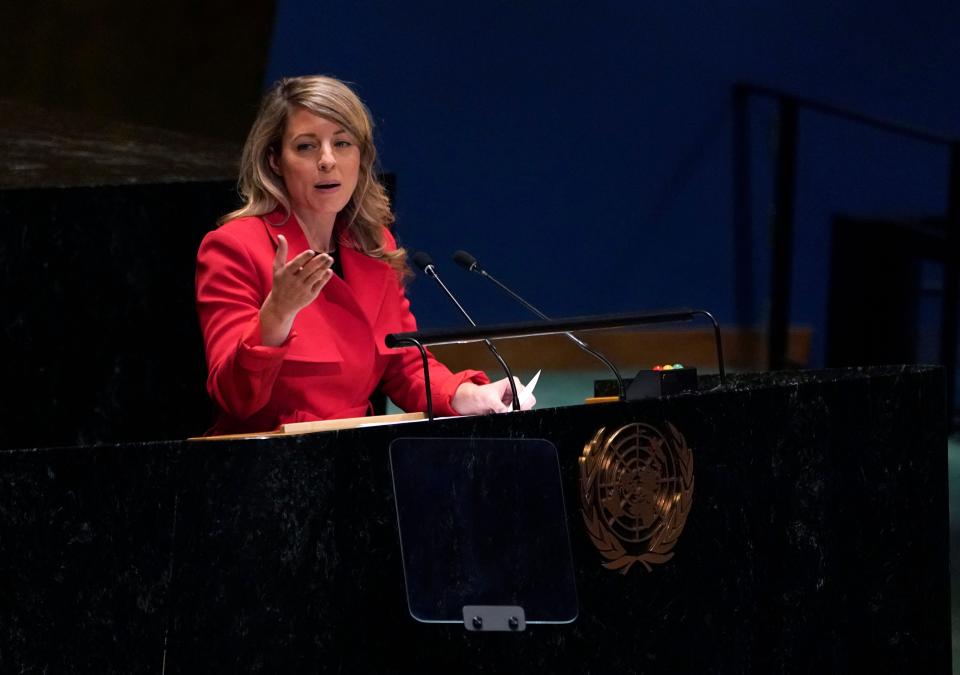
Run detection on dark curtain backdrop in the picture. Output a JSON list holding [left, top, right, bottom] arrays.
[[2, 1, 276, 140]]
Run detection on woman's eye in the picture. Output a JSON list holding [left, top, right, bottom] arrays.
[[335, 140, 352, 148], [296, 143, 315, 152]]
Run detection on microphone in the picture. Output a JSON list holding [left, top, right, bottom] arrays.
[[453, 249, 626, 400], [412, 252, 521, 411]]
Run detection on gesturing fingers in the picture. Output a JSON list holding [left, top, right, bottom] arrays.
[[269, 247, 336, 315], [309, 268, 333, 294], [273, 234, 289, 274], [291, 251, 333, 281]]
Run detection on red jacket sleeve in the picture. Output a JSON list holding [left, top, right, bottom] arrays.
[[196, 226, 291, 420]]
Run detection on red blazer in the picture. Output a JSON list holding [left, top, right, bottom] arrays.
[[196, 210, 488, 434]]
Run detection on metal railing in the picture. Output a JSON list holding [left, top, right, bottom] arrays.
[[732, 82, 960, 414]]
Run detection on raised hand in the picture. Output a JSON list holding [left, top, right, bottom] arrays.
[[259, 234, 333, 346]]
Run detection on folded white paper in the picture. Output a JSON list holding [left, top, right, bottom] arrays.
[[518, 369, 541, 408]]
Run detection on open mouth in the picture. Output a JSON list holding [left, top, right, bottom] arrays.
[[314, 182, 340, 192]]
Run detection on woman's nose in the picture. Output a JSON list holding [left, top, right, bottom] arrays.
[[318, 144, 336, 170]]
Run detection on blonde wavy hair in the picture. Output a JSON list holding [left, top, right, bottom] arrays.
[[221, 75, 409, 277]]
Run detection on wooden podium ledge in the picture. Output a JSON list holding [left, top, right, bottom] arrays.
[[189, 411, 427, 442]]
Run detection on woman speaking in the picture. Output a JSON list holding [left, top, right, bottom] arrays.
[[196, 75, 532, 434]]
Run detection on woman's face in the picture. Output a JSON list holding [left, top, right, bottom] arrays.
[[270, 106, 361, 227]]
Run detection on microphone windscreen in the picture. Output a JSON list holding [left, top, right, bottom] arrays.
[[412, 251, 434, 271], [452, 250, 478, 270]]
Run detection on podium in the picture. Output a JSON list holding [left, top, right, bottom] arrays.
[[0, 366, 949, 673]]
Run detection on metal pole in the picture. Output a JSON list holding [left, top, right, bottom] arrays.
[[941, 143, 960, 423], [732, 84, 754, 330], [768, 98, 799, 370]]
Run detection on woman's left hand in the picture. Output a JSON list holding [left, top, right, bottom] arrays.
[[451, 378, 536, 416]]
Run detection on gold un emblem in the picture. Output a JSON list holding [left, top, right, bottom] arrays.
[[580, 422, 694, 574]]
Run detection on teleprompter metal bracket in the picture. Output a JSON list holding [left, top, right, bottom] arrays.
[[462, 605, 526, 632]]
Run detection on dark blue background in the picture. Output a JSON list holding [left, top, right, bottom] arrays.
[[264, 0, 960, 366]]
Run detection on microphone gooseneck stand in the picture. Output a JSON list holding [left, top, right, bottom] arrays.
[[412, 252, 521, 412], [452, 249, 626, 401]]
